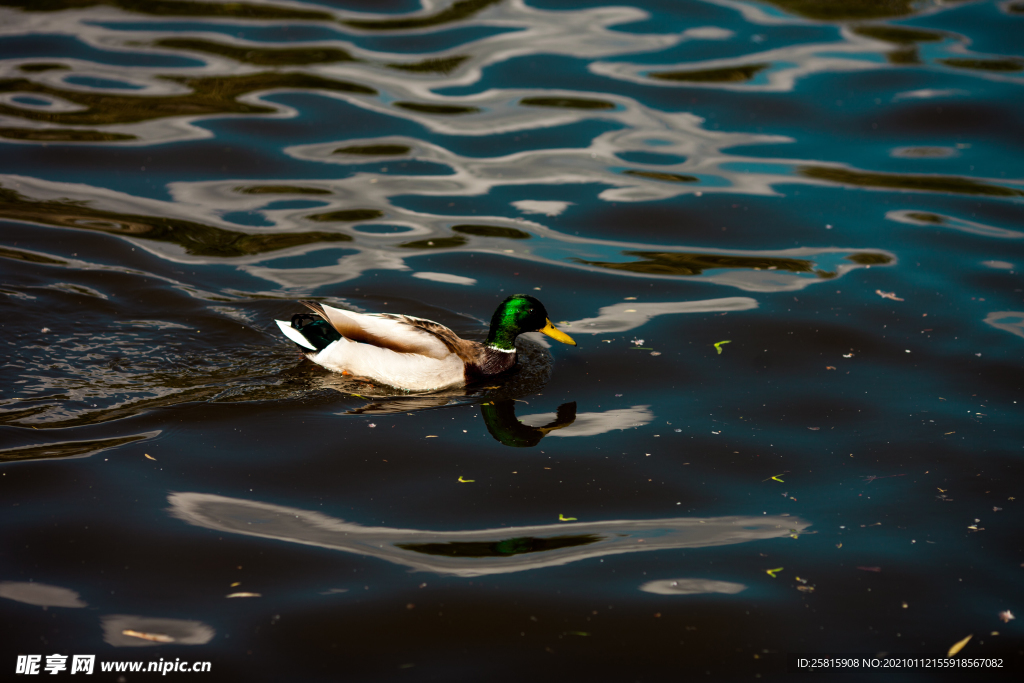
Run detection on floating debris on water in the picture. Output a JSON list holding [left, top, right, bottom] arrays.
[[947, 634, 972, 657], [122, 629, 174, 643]]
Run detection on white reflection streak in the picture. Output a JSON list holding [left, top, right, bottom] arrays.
[[892, 89, 969, 101], [639, 578, 746, 595], [518, 405, 653, 436], [887, 210, 1024, 239], [168, 492, 810, 578], [983, 312, 1024, 339], [412, 271, 477, 285], [561, 298, 758, 334], [101, 615, 215, 648], [0, 581, 87, 608], [513, 200, 572, 216], [591, 41, 885, 94]]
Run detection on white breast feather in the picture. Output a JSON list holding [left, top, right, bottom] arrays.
[[313, 337, 466, 392]]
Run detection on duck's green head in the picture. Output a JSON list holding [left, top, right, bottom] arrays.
[[486, 294, 577, 351]]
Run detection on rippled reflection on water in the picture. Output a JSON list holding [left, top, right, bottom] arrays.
[[1, 0, 1023, 678]]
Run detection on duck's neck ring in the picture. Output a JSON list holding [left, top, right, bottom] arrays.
[[485, 343, 516, 353]]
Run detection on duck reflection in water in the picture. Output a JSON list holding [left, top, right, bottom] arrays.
[[282, 329, 581, 447], [480, 399, 576, 447], [347, 396, 578, 448]]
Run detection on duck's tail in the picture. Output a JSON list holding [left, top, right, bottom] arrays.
[[275, 314, 341, 352]]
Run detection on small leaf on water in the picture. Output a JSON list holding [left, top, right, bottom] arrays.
[[458, 476, 474, 483], [226, 592, 262, 598], [766, 567, 783, 578], [122, 630, 174, 643], [144, 453, 156, 461], [559, 514, 577, 522], [947, 634, 972, 657], [714, 340, 731, 354]]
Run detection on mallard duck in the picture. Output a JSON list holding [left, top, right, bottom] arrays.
[[275, 294, 576, 392]]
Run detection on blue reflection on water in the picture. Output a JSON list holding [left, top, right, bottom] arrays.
[[0, 34, 203, 67]]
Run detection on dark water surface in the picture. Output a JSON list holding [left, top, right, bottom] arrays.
[[1, 0, 1023, 680]]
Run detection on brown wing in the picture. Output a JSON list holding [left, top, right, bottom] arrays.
[[384, 314, 489, 366]]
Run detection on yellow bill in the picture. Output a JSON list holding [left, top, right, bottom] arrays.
[[540, 318, 576, 346]]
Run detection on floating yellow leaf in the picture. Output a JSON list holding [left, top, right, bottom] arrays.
[[458, 476, 474, 483], [425, 435, 438, 438], [766, 567, 783, 578], [226, 592, 262, 598], [714, 340, 732, 354], [144, 453, 156, 461], [947, 634, 972, 657], [772, 475, 785, 483], [559, 514, 577, 522], [122, 629, 174, 643]]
